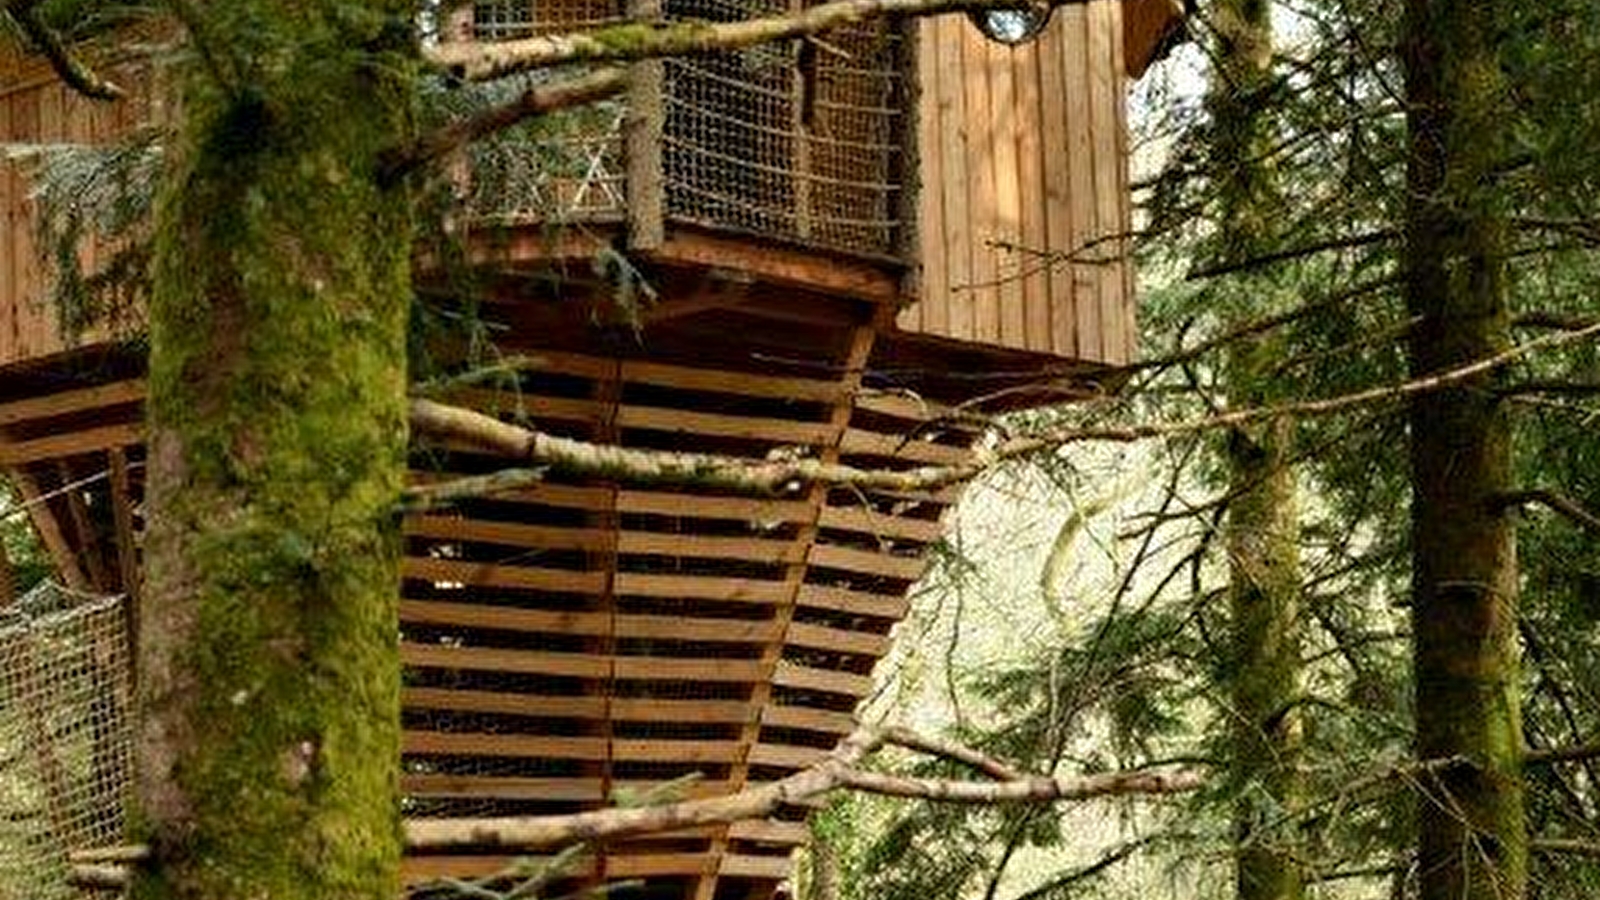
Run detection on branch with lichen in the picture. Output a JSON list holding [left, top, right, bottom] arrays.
[[3, 0, 123, 99], [423, 0, 1090, 81]]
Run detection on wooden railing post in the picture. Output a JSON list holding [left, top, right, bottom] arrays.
[[626, 0, 665, 250]]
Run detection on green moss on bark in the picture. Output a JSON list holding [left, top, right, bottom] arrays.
[[133, 4, 416, 898], [1403, 3, 1526, 899]]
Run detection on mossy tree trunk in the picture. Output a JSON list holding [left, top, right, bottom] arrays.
[[1402, 2, 1526, 899], [133, 4, 416, 898], [1208, 3, 1304, 899]]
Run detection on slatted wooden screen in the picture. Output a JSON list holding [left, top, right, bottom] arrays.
[[0, 342, 973, 899]]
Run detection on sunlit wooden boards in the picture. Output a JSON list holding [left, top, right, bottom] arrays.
[[0, 50, 157, 370], [401, 346, 972, 896], [900, 0, 1139, 366]]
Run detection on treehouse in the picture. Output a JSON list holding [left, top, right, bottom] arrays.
[[0, 1, 1182, 897]]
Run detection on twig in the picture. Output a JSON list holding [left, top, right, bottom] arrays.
[[425, 0, 1094, 80], [381, 68, 628, 183], [1530, 838, 1600, 858], [1496, 489, 1600, 536], [403, 724, 1200, 851], [3, 0, 123, 100]]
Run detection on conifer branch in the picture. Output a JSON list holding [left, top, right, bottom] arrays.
[[3, 0, 123, 100]]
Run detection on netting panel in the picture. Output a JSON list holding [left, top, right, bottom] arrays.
[[0, 585, 131, 900], [662, 0, 908, 256]]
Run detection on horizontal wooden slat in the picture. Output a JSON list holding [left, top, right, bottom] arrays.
[[784, 622, 890, 657], [400, 600, 608, 635], [612, 739, 744, 763], [612, 657, 765, 682], [620, 358, 841, 403], [817, 505, 945, 543], [401, 855, 583, 884], [772, 662, 872, 698], [0, 379, 144, 427], [761, 705, 857, 735], [852, 391, 954, 423], [402, 774, 605, 801], [727, 820, 809, 844], [746, 743, 827, 770], [619, 405, 831, 446], [808, 544, 927, 581], [406, 516, 609, 551], [0, 422, 142, 465], [617, 490, 812, 524], [402, 687, 605, 719], [795, 585, 910, 619], [403, 557, 607, 594], [720, 853, 799, 879], [401, 643, 608, 678], [614, 573, 789, 605], [403, 731, 608, 759], [617, 531, 803, 564], [839, 429, 971, 464]]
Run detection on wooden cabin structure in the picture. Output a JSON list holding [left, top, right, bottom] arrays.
[[0, 1, 1182, 897]]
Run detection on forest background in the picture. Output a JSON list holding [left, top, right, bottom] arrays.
[[2, 1, 1600, 900]]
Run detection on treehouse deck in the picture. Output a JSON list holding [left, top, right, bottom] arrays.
[[0, 1, 1181, 895]]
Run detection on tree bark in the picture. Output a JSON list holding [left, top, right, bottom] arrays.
[[1208, 3, 1304, 899], [1402, 2, 1526, 899], [133, 4, 415, 898]]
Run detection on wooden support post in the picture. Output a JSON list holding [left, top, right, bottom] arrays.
[[57, 461, 111, 591], [7, 467, 89, 590], [626, 0, 665, 250]]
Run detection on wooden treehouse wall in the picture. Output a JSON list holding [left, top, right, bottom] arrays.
[[900, 0, 1141, 365], [0, 53, 155, 369]]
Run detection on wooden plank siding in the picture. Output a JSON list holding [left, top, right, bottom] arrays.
[[0, 53, 156, 369], [899, 0, 1138, 367]]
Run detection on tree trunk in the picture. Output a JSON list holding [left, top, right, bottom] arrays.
[[1207, 4, 1304, 900], [132, 5, 415, 898], [1402, 3, 1526, 900]]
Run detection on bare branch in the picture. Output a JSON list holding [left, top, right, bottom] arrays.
[[424, 0, 1088, 81], [381, 68, 628, 183], [403, 725, 1199, 851], [1531, 838, 1600, 859], [878, 724, 1024, 781], [3, 0, 123, 100], [1497, 489, 1600, 536], [1525, 741, 1600, 766]]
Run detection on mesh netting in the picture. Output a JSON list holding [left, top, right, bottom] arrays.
[[0, 583, 131, 900]]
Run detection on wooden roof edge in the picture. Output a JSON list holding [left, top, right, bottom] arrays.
[[1123, 0, 1189, 79]]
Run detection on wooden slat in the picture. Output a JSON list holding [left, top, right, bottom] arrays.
[[617, 490, 812, 524], [0, 379, 144, 428], [746, 743, 827, 770], [400, 643, 609, 678], [402, 774, 605, 801], [817, 505, 944, 543], [612, 657, 766, 682], [991, 34, 1025, 349], [620, 359, 841, 403], [964, 23, 999, 345], [406, 516, 609, 551], [719, 854, 796, 879], [761, 704, 857, 735], [613, 572, 790, 605], [619, 405, 832, 446], [795, 585, 910, 619], [1088, 0, 1121, 367], [403, 731, 609, 760], [402, 557, 607, 594], [616, 531, 804, 565], [403, 687, 607, 719], [784, 621, 890, 657], [0, 423, 142, 465], [1038, 9, 1076, 357], [838, 429, 971, 464], [809, 543, 927, 581], [608, 698, 756, 723], [400, 600, 609, 635], [772, 662, 872, 697], [937, 16, 971, 340], [727, 820, 808, 844], [612, 739, 744, 763], [1065, 5, 1100, 362], [402, 855, 588, 883], [1016, 31, 1050, 353]]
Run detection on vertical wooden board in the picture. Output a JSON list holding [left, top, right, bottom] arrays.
[[1064, 5, 1101, 363], [1014, 41, 1049, 353], [990, 44, 1025, 348], [1088, 1, 1127, 367], [1, 94, 15, 366], [1036, 10, 1075, 357], [962, 26, 997, 344], [13, 86, 49, 362], [902, 20, 941, 334], [936, 16, 972, 342], [1111, 5, 1138, 364]]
